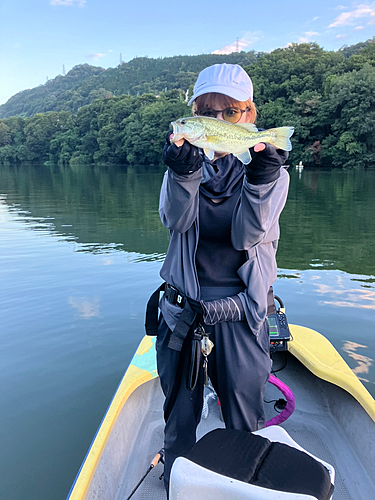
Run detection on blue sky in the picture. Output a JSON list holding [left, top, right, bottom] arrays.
[[0, 0, 374, 105]]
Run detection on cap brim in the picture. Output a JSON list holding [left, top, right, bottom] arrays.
[[187, 85, 252, 106]]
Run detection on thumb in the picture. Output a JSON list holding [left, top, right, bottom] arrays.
[[254, 143, 266, 153]]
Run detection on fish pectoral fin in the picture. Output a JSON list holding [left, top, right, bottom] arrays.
[[234, 150, 252, 165], [236, 123, 258, 132], [203, 148, 215, 161]]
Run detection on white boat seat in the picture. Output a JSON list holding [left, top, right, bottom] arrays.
[[170, 426, 335, 500]]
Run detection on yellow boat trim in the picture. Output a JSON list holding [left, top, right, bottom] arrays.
[[289, 324, 375, 422], [136, 335, 155, 356], [68, 336, 158, 500], [68, 327, 375, 499]]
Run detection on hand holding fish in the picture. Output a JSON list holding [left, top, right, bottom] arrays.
[[163, 130, 203, 175], [170, 134, 184, 148], [246, 143, 289, 185]]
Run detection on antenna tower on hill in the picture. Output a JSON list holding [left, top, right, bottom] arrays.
[[236, 38, 239, 52], [63, 64, 66, 76], [120, 53, 123, 65]]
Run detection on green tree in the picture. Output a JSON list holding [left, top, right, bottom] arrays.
[[23, 111, 74, 162], [320, 64, 375, 168], [122, 95, 188, 164], [0, 122, 12, 147], [49, 128, 79, 165]]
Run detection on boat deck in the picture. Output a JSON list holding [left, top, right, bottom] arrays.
[[90, 352, 375, 500]]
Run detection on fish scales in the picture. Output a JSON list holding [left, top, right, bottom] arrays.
[[171, 116, 294, 165]]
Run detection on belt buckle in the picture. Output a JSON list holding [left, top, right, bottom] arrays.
[[167, 285, 184, 308], [176, 292, 183, 306]]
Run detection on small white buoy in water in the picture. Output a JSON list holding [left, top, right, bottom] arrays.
[[295, 160, 304, 170], [296, 161, 304, 179]]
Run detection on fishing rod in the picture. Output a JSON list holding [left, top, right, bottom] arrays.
[[125, 449, 164, 500]]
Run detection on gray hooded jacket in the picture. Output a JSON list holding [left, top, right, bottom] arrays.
[[158, 163, 289, 338]]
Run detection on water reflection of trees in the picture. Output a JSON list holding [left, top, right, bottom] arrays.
[[0, 163, 170, 256], [0, 165, 374, 277], [278, 168, 375, 277]]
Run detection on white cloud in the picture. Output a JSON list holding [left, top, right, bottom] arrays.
[[298, 31, 320, 43], [68, 296, 100, 319], [342, 341, 372, 379], [212, 32, 262, 55], [336, 33, 348, 38], [314, 283, 375, 310], [312, 16, 320, 21], [86, 53, 106, 60], [355, 25, 365, 29], [50, 0, 86, 6], [100, 258, 113, 265], [329, 3, 375, 27]]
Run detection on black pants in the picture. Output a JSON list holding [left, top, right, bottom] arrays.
[[156, 314, 271, 494]]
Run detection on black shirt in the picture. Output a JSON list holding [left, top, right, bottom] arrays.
[[196, 189, 246, 288]]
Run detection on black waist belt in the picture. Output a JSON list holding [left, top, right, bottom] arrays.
[[146, 283, 204, 421], [145, 283, 203, 352], [146, 283, 274, 350]]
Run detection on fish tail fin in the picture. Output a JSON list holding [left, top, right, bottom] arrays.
[[269, 126, 294, 152]]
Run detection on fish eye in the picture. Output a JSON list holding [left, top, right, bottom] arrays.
[[181, 120, 186, 125]]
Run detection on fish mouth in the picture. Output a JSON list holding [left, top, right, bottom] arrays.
[[171, 121, 180, 135], [170, 121, 184, 143], [170, 118, 204, 144]]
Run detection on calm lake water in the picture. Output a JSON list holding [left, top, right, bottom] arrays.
[[0, 164, 374, 500]]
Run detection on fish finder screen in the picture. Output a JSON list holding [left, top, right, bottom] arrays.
[[267, 316, 279, 336]]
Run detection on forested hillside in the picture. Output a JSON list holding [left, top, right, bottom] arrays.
[[248, 40, 375, 168], [0, 40, 374, 169], [0, 52, 258, 119]]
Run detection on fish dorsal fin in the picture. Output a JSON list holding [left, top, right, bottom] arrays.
[[234, 150, 252, 165], [236, 123, 258, 132], [203, 148, 215, 161]]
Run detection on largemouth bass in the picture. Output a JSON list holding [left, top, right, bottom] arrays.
[[170, 116, 294, 165]]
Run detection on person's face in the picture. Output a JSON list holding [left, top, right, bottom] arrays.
[[196, 95, 251, 124]]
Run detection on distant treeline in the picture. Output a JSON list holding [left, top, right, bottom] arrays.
[[0, 40, 374, 169], [0, 52, 258, 119]]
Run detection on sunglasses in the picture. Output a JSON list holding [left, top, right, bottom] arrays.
[[196, 106, 250, 123]]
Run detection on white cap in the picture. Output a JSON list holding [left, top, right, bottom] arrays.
[[188, 63, 253, 106]]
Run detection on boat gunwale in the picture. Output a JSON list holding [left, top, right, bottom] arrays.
[[67, 336, 157, 500], [288, 324, 375, 422], [66, 327, 375, 500]]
